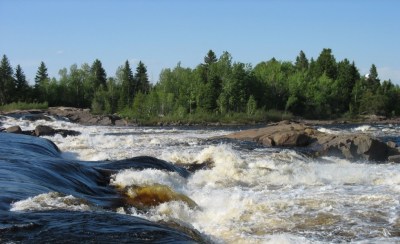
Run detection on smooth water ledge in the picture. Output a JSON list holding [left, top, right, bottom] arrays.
[[1, 210, 206, 243], [0, 133, 207, 242]]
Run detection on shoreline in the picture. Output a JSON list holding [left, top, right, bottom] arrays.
[[1, 106, 400, 127]]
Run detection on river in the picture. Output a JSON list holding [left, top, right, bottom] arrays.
[[1, 115, 399, 243]]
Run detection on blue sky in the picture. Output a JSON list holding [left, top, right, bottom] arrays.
[[1, 0, 399, 84]]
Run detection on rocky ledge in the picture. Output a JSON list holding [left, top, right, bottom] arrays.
[[1, 107, 129, 126], [3, 125, 80, 138], [224, 121, 400, 163]]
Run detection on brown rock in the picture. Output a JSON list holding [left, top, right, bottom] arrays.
[[387, 141, 397, 148], [114, 119, 128, 126], [272, 131, 311, 147], [6, 126, 22, 134], [35, 125, 55, 136], [223, 122, 395, 162], [388, 155, 400, 163]]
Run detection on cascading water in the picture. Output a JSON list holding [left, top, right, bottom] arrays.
[[1, 115, 399, 243]]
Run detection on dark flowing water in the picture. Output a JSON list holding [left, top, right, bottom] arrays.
[[1, 115, 400, 243], [0, 133, 205, 243]]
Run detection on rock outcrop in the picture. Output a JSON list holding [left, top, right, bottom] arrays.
[[47, 107, 128, 126], [2, 107, 129, 126], [4, 125, 80, 138], [224, 121, 399, 162]]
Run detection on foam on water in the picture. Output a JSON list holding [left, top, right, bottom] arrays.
[[108, 143, 400, 242], [10, 192, 92, 212], [4, 116, 400, 243], [110, 169, 187, 191]]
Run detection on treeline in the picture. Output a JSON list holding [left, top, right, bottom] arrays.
[[1, 49, 399, 121]]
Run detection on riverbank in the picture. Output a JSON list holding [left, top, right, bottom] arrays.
[[1, 106, 400, 127]]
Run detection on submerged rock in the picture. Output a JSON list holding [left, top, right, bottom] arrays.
[[121, 184, 198, 210], [224, 121, 398, 162], [2, 125, 80, 138]]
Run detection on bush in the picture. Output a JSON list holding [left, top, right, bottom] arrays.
[[0, 102, 48, 112]]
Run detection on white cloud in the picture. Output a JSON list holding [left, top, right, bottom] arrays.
[[56, 50, 64, 55]]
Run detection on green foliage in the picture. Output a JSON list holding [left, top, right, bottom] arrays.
[[118, 60, 135, 109], [134, 61, 150, 94], [295, 50, 309, 71], [1, 48, 399, 123], [0, 55, 16, 105], [14, 65, 31, 102], [34, 61, 49, 102], [0, 102, 48, 111], [91, 59, 107, 89]]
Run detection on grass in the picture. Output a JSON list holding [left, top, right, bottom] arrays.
[[0, 102, 49, 112]]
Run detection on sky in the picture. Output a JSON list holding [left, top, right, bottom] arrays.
[[0, 0, 399, 85]]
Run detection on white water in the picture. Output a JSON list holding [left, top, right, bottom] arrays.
[[2, 116, 400, 243]]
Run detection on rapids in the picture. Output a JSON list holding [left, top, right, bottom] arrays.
[[1, 115, 400, 243]]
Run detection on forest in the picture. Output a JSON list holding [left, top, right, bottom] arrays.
[[1, 48, 399, 123]]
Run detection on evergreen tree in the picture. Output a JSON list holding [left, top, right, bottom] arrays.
[[15, 65, 30, 102], [0, 55, 15, 104], [134, 61, 150, 94], [315, 48, 337, 79], [204, 50, 217, 65], [90, 59, 107, 90], [366, 64, 380, 90], [118, 60, 135, 109], [334, 59, 360, 113], [34, 62, 49, 102], [295, 50, 309, 71]]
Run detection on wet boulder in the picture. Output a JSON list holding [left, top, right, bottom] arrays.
[[6, 126, 22, 134], [272, 131, 312, 147], [35, 125, 55, 136], [225, 122, 314, 147], [318, 134, 389, 161], [34, 125, 81, 137], [121, 184, 198, 210], [224, 121, 397, 162]]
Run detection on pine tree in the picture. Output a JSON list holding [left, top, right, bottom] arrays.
[[204, 50, 217, 65], [295, 50, 309, 71], [90, 59, 107, 90], [118, 60, 135, 108], [367, 64, 380, 90], [0, 55, 15, 104], [15, 65, 30, 102], [35, 61, 49, 88], [34, 61, 49, 102], [315, 48, 337, 79], [134, 61, 150, 94]]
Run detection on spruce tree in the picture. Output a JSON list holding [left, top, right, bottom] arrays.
[[34, 62, 49, 102], [0, 55, 15, 104], [118, 60, 135, 108], [35, 61, 49, 88], [315, 48, 337, 79], [295, 50, 309, 71], [204, 50, 217, 65], [134, 61, 150, 94], [90, 59, 107, 90], [15, 65, 30, 102], [367, 64, 380, 90]]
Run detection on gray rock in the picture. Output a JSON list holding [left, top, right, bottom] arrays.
[[388, 155, 400, 163], [35, 125, 55, 136], [387, 141, 397, 148], [224, 122, 396, 162], [6, 126, 22, 134]]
